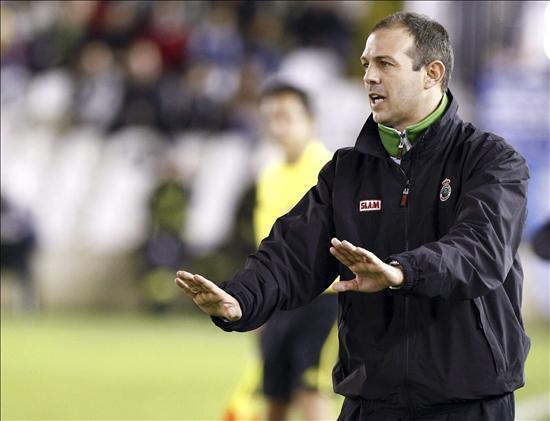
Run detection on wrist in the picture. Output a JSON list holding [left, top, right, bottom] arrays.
[[387, 260, 404, 289]]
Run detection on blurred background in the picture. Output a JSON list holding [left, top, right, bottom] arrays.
[[1, 1, 548, 420]]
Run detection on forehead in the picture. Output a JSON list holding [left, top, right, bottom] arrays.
[[261, 93, 306, 113], [362, 26, 415, 61]]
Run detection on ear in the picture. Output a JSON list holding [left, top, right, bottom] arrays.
[[424, 60, 445, 89]]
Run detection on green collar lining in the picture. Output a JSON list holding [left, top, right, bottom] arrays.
[[378, 93, 448, 157]]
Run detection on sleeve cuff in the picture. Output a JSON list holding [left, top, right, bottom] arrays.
[[386, 256, 415, 293], [211, 315, 241, 331]]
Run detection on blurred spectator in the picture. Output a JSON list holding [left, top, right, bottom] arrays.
[[188, 5, 243, 68], [138, 156, 188, 313], [532, 221, 550, 262], [26, 1, 96, 71], [287, 1, 353, 61], [73, 41, 124, 129], [1, 195, 38, 312], [243, 8, 284, 74], [145, 1, 189, 70], [187, 5, 243, 103], [88, 1, 145, 49], [228, 56, 266, 140], [110, 38, 164, 131], [177, 61, 233, 132]]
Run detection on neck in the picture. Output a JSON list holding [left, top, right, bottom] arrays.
[[377, 92, 448, 157], [284, 139, 309, 164], [394, 90, 444, 132]]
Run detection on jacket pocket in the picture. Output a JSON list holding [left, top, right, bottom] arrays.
[[333, 362, 367, 398], [472, 297, 506, 374]]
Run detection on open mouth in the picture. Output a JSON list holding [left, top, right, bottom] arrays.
[[369, 93, 386, 106]]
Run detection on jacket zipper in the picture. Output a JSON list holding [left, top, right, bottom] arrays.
[[395, 132, 412, 413], [395, 131, 413, 161], [399, 165, 412, 413], [400, 180, 410, 207]]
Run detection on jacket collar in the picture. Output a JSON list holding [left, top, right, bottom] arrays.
[[354, 90, 460, 159]]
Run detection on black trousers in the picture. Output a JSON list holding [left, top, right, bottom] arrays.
[[337, 393, 514, 421]]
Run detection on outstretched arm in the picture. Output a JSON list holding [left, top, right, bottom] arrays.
[[330, 238, 404, 292], [175, 158, 338, 333], [175, 271, 242, 321]]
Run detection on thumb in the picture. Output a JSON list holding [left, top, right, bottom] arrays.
[[332, 279, 358, 292], [227, 307, 237, 319], [226, 306, 242, 321]]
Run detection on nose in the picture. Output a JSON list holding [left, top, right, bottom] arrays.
[[363, 65, 380, 86]]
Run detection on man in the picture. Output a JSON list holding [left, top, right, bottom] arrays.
[[223, 82, 338, 421], [176, 12, 530, 420]]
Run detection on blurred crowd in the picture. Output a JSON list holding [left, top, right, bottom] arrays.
[[0, 1, 548, 315], [0, 0, 374, 311]]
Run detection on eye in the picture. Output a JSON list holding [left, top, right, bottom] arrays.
[[362, 62, 369, 69], [381, 61, 392, 67]]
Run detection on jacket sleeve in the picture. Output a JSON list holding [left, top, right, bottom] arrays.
[[389, 140, 529, 300], [212, 159, 339, 332]]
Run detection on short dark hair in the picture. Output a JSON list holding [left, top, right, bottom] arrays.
[[372, 12, 454, 92], [260, 81, 313, 115]]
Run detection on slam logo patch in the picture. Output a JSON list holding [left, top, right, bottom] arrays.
[[359, 199, 382, 212]]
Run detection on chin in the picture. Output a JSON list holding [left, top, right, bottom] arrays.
[[372, 112, 389, 126]]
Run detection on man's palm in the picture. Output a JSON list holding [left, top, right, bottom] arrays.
[[175, 272, 242, 321], [329, 238, 404, 292], [347, 260, 393, 292]]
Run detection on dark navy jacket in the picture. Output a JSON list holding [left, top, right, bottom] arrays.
[[213, 92, 530, 414]]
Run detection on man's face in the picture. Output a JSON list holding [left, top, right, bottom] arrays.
[[361, 27, 428, 130], [260, 93, 312, 148]]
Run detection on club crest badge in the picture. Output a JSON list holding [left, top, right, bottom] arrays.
[[440, 178, 452, 202]]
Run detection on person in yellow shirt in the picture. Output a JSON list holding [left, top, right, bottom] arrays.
[[251, 82, 338, 421]]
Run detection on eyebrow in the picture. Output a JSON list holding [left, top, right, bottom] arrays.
[[360, 55, 395, 63]]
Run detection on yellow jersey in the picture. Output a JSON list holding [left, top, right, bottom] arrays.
[[254, 141, 332, 245]]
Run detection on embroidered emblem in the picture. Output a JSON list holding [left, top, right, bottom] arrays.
[[440, 178, 452, 202], [359, 200, 382, 212]]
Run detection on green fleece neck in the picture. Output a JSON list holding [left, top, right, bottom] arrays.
[[378, 93, 448, 157]]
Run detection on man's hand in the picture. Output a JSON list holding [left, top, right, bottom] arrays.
[[329, 238, 404, 293], [175, 271, 242, 321]]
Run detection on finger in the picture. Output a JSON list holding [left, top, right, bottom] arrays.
[[193, 274, 222, 294], [342, 240, 357, 254], [341, 242, 377, 264], [181, 275, 203, 292], [332, 238, 361, 262], [175, 277, 197, 295], [356, 247, 380, 264], [176, 271, 195, 282], [332, 279, 359, 292], [330, 246, 354, 267], [194, 292, 219, 306], [332, 239, 358, 262], [331, 237, 343, 248], [335, 243, 362, 264], [226, 306, 240, 321], [346, 247, 372, 264]]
